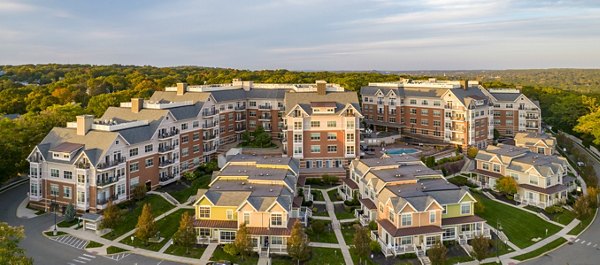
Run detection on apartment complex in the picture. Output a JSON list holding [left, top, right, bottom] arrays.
[[27, 79, 359, 212], [471, 144, 574, 208], [192, 154, 309, 255], [347, 154, 488, 257], [514, 132, 556, 156], [360, 79, 541, 149]]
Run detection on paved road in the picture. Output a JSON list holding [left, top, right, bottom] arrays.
[[0, 182, 187, 265]]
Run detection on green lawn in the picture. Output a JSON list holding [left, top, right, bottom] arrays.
[[312, 190, 325, 201], [106, 246, 128, 254], [307, 221, 338, 244], [568, 208, 597, 235], [274, 247, 345, 265], [121, 209, 194, 251], [341, 225, 356, 245], [102, 195, 175, 240], [327, 189, 342, 201], [349, 249, 377, 265], [210, 245, 258, 265], [552, 209, 577, 225], [513, 238, 567, 261], [472, 193, 561, 249], [169, 175, 211, 203], [311, 206, 329, 216], [44, 231, 67, 237], [164, 244, 206, 259], [445, 255, 475, 264], [57, 219, 79, 228], [85, 241, 103, 249], [335, 207, 357, 220]]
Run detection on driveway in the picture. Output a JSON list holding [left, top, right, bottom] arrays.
[[0, 182, 187, 265]]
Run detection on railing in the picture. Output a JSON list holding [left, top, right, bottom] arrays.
[[236, 115, 246, 121], [203, 134, 217, 141], [76, 163, 90, 169], [235, 126, 246, 132], [259, 115, 272, 120], [377, 101, 384, 105], [235, 105, 246, 111], [158, 129, 179, 139], [202, 121, 218, 129], [97, 175, 122, 186], [29, 174, 41, 179], [159, 160, 175, 168], [159, 174, 177, 184], [97, 157, 126, 169], [96, 195, 118, 206], [394, 244, 416, 255], [29, 157, 42, 163], [258, 105, 272, 110], [158, 145, 175, 153], [204, 147, 218, 154], [202, 109, 219, 117]]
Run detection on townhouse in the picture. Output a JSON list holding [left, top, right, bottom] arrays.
[[471, 144, 575, 208], [27, 97, 218, 212], [192, 154, 309, 255], [360, 79, 541, 149], [514, 132, 556, 155], [347, 154, 488, 257]]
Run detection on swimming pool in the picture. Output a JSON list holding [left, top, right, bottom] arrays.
[[385, 148, 419, 155]]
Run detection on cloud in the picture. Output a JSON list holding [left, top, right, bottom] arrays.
[[0, 0, 36, 13]]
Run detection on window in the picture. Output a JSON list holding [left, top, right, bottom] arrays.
[[181, 123, 188, 130], [271, 213, 283, 226], [421, 119, 429, 126], [50, 184, 59, 197], [129, 148, 138, 157], [249, 111, 256, 117], [426, 236, 437, 246], [226, 210, 234, 220], [429, 211, 436, 223], [310, 121, 320, 128], [193, 145, 200, 153], [145, 158, 154, 168], [294, 122, 302, 130], [293, 134, 302, 143], [145, 144, 153, 153], [182, 147, 189, 157], [346, 121, 355, 129], [493, 164, 501, 173], [442, 205, 447, 214], [243, 212, 250, 225], [421, 109, 429, 115], [421, 100, 428, 105], [433, 120, 441, 127], [443, 228, 456, 240], [51, 169, 59, 178], [271, 236, 283, 245], [401, 213, 412, 226], [199, 206, 210, 218], [249, 101, 256, 107], [460, 203, 471, 214], [310, 133, 320, 140], [433, 101, 441, 106], [193, 132, 200, 141], [198, 228, 210, 237], [193, 121, 199, 128], [63, 186, 72, 199], [220, 231, 236, 242], [401, 236, 413, 245], [311, 145, 321, 153], [546, 177, 551, 187], [410, 118, 417, 124], [293, 146, 302, 154], [346, 133, 355, 142], [181, 135, 189, 144], [63, 171, 73, 180], [327, 133, 337, 141], [410, 108, 417, 115], [530, 175, 539, 185], [327, 121, 337, 128], [346, 145, 355, 155], [327, 145, 337, 152], [129, 162, 139, 173], [410, 99, 417, 105], [433, 110, 441, 117], [482, 163, 490, 170]]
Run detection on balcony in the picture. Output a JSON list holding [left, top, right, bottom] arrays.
[[235, 105, 246, 111], [159, 160, 176, 168], [159, 174, 178, 185], [158, 145, 176, 153], [235, 126, 246, 133], [354, 209, 371, 226], [235, 116, 246, 121], [76, 162, 91, 169], [526, 115, 539, 120], [158, 129, 179, 139], [97, 175, 122, 187], [29, 156, 42, 163], [258, 115, 272, 121], [204, 147, 217, 155], [451, 115, 465, 121], [202, 121, 218, 129], [203, 134, 218, 141], [258, 105, 272, 110], [97, 157, 126, 170], [202, 109, 219, 117], [377, 101, 384, 105]]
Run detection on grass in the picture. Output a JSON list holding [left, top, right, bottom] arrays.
[[568, 208, 597, 235], [327, 189, 342, 201], [445, 255, 475, 264], [44, 231, 67, 237], [335, 207, 357, 220], [102, 195, 175, 240], [121, 209, 194, 251], [513, 237, 567, 261], [524, 205, 577, 226], [210, 245, 258, 265], [341, 224, 356, 245], [85, 241, 103, 249], [169, 175, 211, 203], [472, 192, 561, 249], [307, 220, 338, 244], [106, 246, 128, 254], [312, 190, 325, 201], [272, 247, 347, 265], [349, 250, 377, 265], [57, 218, 79, 228], [164, 244, 206, 259]]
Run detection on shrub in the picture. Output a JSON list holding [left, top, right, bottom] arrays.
[[466, 146, 479, 159], [321, 175, 339, 186], [544, 206, 564, 214], [427, 243, 447, 265], [368, 221, 378, 231], [183, 171, 197, 181], [369, 240, 381, 253], [475, 201, 485, 214], [495, 176, 518, 196]]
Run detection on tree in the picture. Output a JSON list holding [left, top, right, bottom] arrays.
[[232, 223, 253, 261], [64, 203, 76, 223], [495, 176, 518, 197], [587, 187, 599, 208], [466, 146, 479, 159], [133, 184, 147, 201], [0, 222, 33, 265], [427, 242, 447, 265], [352, 224, 371, 262], [321, 175, 338, 186], [471, 235, 492, 260], [574, 196, 592, 220], [101, 200, 120, 230], [493, 129, 500, 141], [287, 221, 311, 264], [135, 203, 157, 245], [310, 220, 326, 240], [173, 211, 196, 254]]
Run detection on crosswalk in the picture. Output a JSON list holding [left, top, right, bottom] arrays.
[[573, 238, 600, 249], [67, 253, 96, 265], [106, 253, 130, 261], [51, 235, 89, 249]]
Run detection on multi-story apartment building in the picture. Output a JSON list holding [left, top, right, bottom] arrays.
[[27, 97, 218, 212], [360, 79, 541, 149], [514, 132, 556, 155], [471, 144, 575, 208], [192, 154, 309, 255], [347, 155, 488, 257], [482, 89, 542, 136]]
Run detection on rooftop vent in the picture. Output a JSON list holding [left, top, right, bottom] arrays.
[[241, 182, 246, 185], [216, 186, 220, 189], [266, 173, 269, 176], [269, 189, 273, 192], [249, 186, 253, 189]]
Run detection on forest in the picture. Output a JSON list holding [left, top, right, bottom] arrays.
[[2, 64, 600, 183]]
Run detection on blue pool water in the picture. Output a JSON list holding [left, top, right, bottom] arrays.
[[385, 148, 419, 155]]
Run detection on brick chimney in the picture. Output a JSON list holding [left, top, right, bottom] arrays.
[[76, 115, 94, 136], [316, 80, 327, 95], [176, 82, 188, 96], [460, 80, 468, 90], [131, 98, 143, 113]]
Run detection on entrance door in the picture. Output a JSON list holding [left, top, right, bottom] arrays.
[[145, 181, 151, 191], [264, 236, 269, 248]]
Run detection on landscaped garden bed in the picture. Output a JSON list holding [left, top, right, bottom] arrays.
[[327, 189, 342, 202], [210, 245, 258, 265], [102, 195, 175, 240], [120, 209, 194, 251], [524, 205, 576, 226], [307, 220, 338, 244], [311, 204, 328, 216], [334, 203, 357, 220], [164, 244, 206, 259]]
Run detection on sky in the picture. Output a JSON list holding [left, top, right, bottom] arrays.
[[1, 0, 600, 70]]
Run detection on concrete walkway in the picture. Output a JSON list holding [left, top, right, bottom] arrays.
[[321, 189, 354, 265], [148, 191, 180, 206], [158, 239, 173, 253], [114, 205, 184, 242], [309, 242, 341, 248], [198, 243, 218, 265], [16, 197, 39, 219]]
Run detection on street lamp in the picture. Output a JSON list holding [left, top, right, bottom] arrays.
[[53, 192, 58, 236], [496, 219, 503, 261]]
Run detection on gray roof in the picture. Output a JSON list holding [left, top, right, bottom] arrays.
[[168, 102, 204, 121], [37, 127, 119, 166], [489, 92, 521, 102], [357, 154, 422, 167], [227, 154, 300, 175], [149, 90, 211, 103], [449, 87, 489, 106], [360, 86, 400, 97], [284, 91, 360, 116], [205, 180, 294, 211]]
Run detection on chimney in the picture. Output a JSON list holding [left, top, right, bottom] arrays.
[[242, 81, 253, 91], [131, 98, 143, 113], [76, 115, 94, 136], [460, 80, 468, 90], [176, 82, 187, 96], [316, 80, 327, 95]]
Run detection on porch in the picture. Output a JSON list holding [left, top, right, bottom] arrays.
[[371, 228, 443, 257]]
